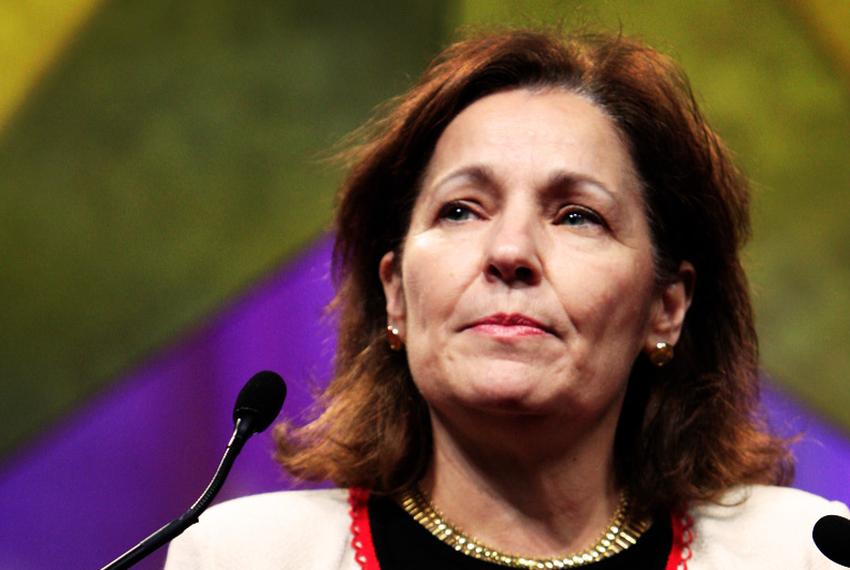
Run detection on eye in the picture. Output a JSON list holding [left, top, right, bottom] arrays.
[[556, 207, 604, 228], [438, 201, 479, 222]]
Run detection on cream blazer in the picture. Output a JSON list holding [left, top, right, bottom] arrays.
[[164, 485, 849, 569]]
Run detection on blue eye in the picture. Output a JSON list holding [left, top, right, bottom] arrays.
[[558, 208, 602, 227], [439, 202, 477, 222]]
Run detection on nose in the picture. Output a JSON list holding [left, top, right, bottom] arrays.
[[484, 212, 542, 286]]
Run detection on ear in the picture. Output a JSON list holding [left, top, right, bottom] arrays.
[[644, 261, 695, 352], [379, 251, 406, 338]]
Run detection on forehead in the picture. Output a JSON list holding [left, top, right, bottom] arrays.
[[421, 88, 640, 196]]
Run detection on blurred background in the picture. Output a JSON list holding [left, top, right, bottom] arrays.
[[1, 1, 849, 568]]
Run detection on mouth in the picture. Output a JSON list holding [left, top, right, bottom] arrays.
[[464, 312, 553, 338]]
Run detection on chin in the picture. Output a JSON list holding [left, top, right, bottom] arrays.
[[414, 355, 574, 416], [458, 374, 558, 416]]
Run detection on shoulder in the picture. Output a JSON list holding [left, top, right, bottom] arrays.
[[194, 487, 351, 527], [165, 488, 359, 570], [687, 485, 849, 569]]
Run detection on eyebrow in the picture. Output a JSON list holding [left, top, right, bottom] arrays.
[[429, 164, 497, 194], [542, 170, 615, 201]]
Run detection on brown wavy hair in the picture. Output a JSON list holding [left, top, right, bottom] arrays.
[[274, 27, 792, 516]]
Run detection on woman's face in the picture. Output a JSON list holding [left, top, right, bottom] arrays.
[[380, 88, 690, 423]]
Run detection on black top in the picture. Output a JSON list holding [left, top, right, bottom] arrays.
[[369, 494, 672, 570]]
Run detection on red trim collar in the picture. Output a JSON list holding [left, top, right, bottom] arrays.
[[349, 488, 380, 570], [666, 510, 695, 570]]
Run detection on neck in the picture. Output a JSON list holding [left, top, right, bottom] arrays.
[[420, 406, 623, 557]]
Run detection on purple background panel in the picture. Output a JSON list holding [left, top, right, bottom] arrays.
[[1, 234, 849, 569], [0, 237, 335, 570], [763, 386, 850, 503]]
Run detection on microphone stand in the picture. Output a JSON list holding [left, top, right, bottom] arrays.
[[100, 417, 254, 570]]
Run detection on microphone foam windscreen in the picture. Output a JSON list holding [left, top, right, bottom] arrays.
[[813, 514, 850, 567], [233, 370, 287, 434]]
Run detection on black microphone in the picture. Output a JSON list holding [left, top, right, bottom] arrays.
[[101, 371, 287, 570], [813, 514, 850, 567]]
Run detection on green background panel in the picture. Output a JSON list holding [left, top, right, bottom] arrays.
[[0, 0, 447, 459]]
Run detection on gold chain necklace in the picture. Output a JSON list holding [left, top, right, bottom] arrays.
[[399, 485, 651, 569]]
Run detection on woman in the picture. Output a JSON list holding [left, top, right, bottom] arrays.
[[166, 28, 848, 569]]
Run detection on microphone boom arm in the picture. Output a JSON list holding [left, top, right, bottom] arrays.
[[100, 417, 252, 570]]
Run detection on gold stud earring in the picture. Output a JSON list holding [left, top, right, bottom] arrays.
[[649, 341, 674, 367], [386, 324, 403, 351]]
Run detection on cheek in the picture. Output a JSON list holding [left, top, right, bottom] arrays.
[[400, 234, 477, 328], [562, 254, 656, 334], [401, 243, 438, 328]]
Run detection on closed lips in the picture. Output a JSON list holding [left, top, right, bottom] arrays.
[[466, 313, 553, 335]]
